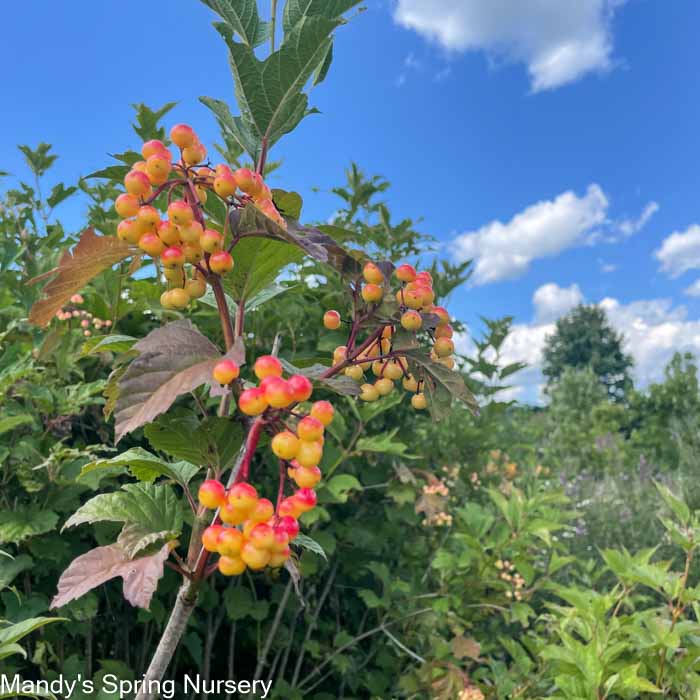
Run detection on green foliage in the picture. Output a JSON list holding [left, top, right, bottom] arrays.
[[543, 303, 634, 401]]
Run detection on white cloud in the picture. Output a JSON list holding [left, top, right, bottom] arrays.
[[393, 0, 625, 91], [685, 279, 700, 297], [534, 283, 584, 322], [655, 224, 700, 278], [451, 185, 608, 285], [457, 283, 700, 404], [617, 201, 659, 238]]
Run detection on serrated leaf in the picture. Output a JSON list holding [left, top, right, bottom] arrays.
[[293, 533, 327, 560], [0, 509, 59, 545], [271, 189, 303, 219], [51, 543, 169, 610], [117, 522, 175, 558], [225, 236, 302, 302], [83, 163, 131, 181], [655, 480, 690, 524], [0, 554, 33, 590], [404, 349, 479, 421], [199, 96, 260, 160], [212, 16, 344, 159], [282, 0, 362, 33], [144, 415, 243, 470], [355, 429, 407, 455], [47, 183, 77, 209], [81, 334, 137, 356], [114, 320, 244, 442], [131, 101, 177, 142], [63, 482, 183, 544], [324, 474, 362, 503], [79, 447, 200, 487], [28, 228, 133, 327], [245, 283, 293, 312], [202, 0, 269, 47]]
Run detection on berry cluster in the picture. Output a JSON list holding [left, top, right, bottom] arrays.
[[54, 294, 113, 337], [324, 262, 456, 410], [204, 354, 334, 576], [458, 688, 485, 700], [420, 479, 453, 527], [198, 479, 299, 575], [495, 559, 526, 601], [113, 123, 285, 310]]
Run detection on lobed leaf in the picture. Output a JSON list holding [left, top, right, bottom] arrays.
[[201, 0, 269, 47], [279, 359, 360, 396], [0, 509, 59, 545], [51, 543, 170, 610], [28, 228, 133, 327]]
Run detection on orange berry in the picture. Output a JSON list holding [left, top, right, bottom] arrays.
[[278, 497, 303, 519], [219, 502, 249, 526], [436, 324, 454, 339], [142, 139, 167, 160], [209, 250, 234, 274], [248, 523, 275, 550], [228, 482, 258, 512], [254, 355, 283, 380], [361, 283, 383, 303], [157, 220, 181, 245], [136, 205, 160, 231], [161, 246, 185, 269], [291, 465, 322, 488], [434, 337, 454, 358], [323, 310, 341, 330], [218, 555, 247, 576], [200, 229, 223, 253], [297, 416, 324, 442], [117, 219, 141, 244], [179, 220, 204, 244], [269, 548, 291, 568], [396, 263, 417, 283], [115, 193, 140, 218], [310, 401, 334, 426], [264, 377, 294, 408], [145, 154, 171, 184], [167, 200, 194, 227], [431, 306, 450, 326], [214, 174, 237, 198], [186, 276, 207, 299], [138, 232, 165, 257], [411, 393, 427, 410], [170, 124, 196, 149], [375, 377, 395, 396], [202, 524, 225, 552], [271, 431, 300, 460], [287, 374, 313, 402], [124, 170, 151, 197], [401, 310, 422, 331], [213, 359, 240, 385], [217, 528, 244, 557], [276, 516, 300, 540], [249, 498, 275, 524], [295, 440, 323, 468], [363, 262, 384, 284], [238, 387, 268, 416], [241, 542, 271, 570]]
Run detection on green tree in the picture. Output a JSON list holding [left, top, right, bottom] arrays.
[[542, 303, 633, 400]]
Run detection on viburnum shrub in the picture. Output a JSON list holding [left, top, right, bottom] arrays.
[[25, 1, 476, 695]]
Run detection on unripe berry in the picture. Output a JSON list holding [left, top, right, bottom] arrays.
[[83, 330, 92, 337], [218, 555, 246, 576], [249, 523, 275, 550], [238, 387, 268, 416], [287, 374, 313, 402], [160, 291, 175, 309], [363, 262, 384, 284], [142, 139, 167, 160], [200, 228, 223, 253], [138, 232, 165, 257], [183, 242, 203, 264], [254, 355, 283, 380], [166, 287, 190, 310], [272, 431, 300, 460], [436, 324, 454, 339], [81, 319, 90, 329], [167, 200, 194, 227], [344, 365, 364, 382], [249, 498, 275, 524], [264, 377, 295, 408], [359, 383, 380, 402], [323, 310, 341, 330], [361, 283, 383, 303], [124, 170, 151, 197], [186, 277, 207, 299], [375, 377, 395, 396], [115, 193, 140, 218], [202, 524, 225, 552], [213, 359, 240, 385], [396, 263, 417, 283], [310, 401, 334, 426], [145, 154, 171, 184], [402, 375, 419, 392], [157, 220, 181, 246], [411, 393, 427, 410], [163, 267, 185, 285], [170, 123, 196, 149], [401, 310, 422, 331], [296, 440, 323, 468], [383, 360, 404, 381], [241, 543, 271, 570], [117, 219, 141, 244], [217, 528, 244, 557], [434, 337, 455, 357], [195, 185, 208, 204], [209, 250, 234, 274], [276, 516, 300, 540], [214, 174, 237, 198], [161, 246, 185, 269], [291, 465, 322, 488], [294, 488, 317, 513], [372, 360, 386, 377], [179, 220, 204, 243], [297, 416, 324, 442], [228, 482, 258, 512]]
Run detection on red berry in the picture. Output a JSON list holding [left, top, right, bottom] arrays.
[[294, 488, 317, 513], [363, 262, 384, 284], [297, 416, 324, 442], [161, 246, 185, 269], [288, 374, 313, 402], [396, 263, 417, 283], [361, 283, 383, 303], [276, 516, 300, 540], [238, 387, 268, 416], [170, 124, 196, 149], [202, 524, 225, 552], [198, 479, 226, 509], [209, 250, 234, 274]]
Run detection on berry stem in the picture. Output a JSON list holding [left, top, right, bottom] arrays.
[[321, 325, 385, 379], [211, 277, 235, 351], [236, 416, 265, 482], [276, 459, 287, 513]]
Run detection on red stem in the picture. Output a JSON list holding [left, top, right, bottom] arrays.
[[236, 417, 265, 483], [276, 460, 287, 513]]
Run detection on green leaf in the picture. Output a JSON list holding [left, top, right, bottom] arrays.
[[47, 183, 78, 209], [404, 349, 479, 421], [131, 101, 177, 142], [224, 585, 254, 621], [18, 143, 57, 177], [63, 482, 183, 545], [0, 414, 34, 435], [144, 415, 243, 471], [358, 589, 383, 609], [199, 97, 260, 160], [81, 334, 137, 356], [224, 236, 302, 302], [279, 359, 361, 396], [83, 164, 131, 181], [323, 474, 362, 503], [0, 509, 59, 545], [79, 447, 200, 487], [358, 391, 403, 423], [114, 320, 245, 443], [0, 617, 65, 647], [212, 16, 343, 159], [282, 0, 363, 33], [245, 283, 294, 312], [355, 429, 407, 455], [202, 0, 269, 47], [271, 189, 303, 219], [655, 480, 690, 524], [0, 554, 33, 590], [293, 533, 327, 560]]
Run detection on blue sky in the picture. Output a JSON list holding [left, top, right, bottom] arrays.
[[3, 0, 700, 401]]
